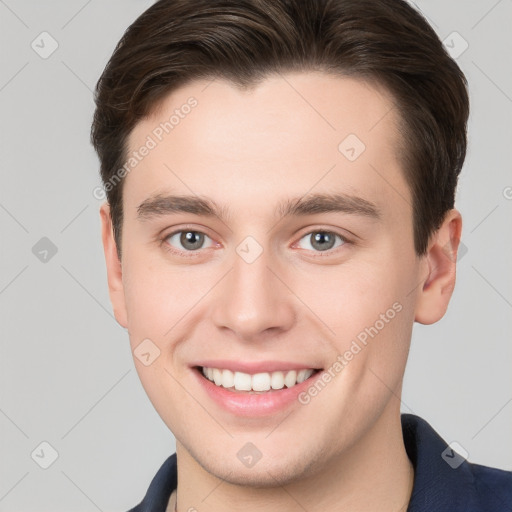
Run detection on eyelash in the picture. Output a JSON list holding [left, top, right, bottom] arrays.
[[160, 226, 351, 259]]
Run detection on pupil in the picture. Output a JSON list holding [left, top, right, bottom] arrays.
[[312, 232, 334, 251]]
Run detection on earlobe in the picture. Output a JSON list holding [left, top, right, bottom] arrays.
[[99, 202, 128, 328], [414, 209, 463, 325]]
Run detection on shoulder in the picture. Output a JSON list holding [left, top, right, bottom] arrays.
[[469, 461, 512, 509], [401, 414, 512, 512]]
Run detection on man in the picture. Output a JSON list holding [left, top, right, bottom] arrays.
[[90, 0, 512, 510]]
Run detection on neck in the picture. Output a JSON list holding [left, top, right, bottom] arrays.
[[175, 405, 414, 512]]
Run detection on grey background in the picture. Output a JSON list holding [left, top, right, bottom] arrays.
[[0, 0, 511, 510]]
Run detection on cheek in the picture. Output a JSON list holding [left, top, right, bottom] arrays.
[[294, 262, 400, 329], [121, 251, 217, 349], [292, 258, 415, 372], [121, 254, 176, 347]]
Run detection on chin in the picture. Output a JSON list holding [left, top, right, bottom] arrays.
[[193, 442, 327, 489]]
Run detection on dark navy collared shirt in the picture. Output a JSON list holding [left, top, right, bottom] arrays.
[[127, 414, 512, 512]]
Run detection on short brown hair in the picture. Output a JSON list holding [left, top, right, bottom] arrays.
[[91, 0, 469, 258]]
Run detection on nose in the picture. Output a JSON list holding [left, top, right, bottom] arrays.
[[211, 245, 296, 342]]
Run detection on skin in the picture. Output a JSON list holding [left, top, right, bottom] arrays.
[[100, 71, 462, 511]]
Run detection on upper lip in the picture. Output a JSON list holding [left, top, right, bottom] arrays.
[[192, 360, 322, 374]]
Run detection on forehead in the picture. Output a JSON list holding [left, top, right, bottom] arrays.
[[124, 72, 410, 225]]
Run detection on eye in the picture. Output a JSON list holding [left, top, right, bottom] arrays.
[[164, 230, 214, 252], [296, 230, 347, 253]]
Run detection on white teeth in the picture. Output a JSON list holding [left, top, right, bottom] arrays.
[[252, 372, 271, 391], [213, 368, 223, 386], [296, 369, 308, 383], [233, 371, 252, 390], [284, 370, 297, 388], [271, 371, 285, 390], [201, 367, 315, 392], [221, 369, 234, 388]]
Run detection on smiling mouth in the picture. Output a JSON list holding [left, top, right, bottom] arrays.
[[194, 366, 323, 394]]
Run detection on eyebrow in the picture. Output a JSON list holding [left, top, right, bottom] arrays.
[[136, 192, 380, 222]]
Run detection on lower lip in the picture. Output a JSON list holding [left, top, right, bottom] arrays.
[[192, 367, 323, 417]]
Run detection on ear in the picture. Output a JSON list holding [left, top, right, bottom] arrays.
[[414, 209, 463, 325], [99, 202, 128, 328]]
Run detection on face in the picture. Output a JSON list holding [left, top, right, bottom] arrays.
[[101, 71, 457, 486]]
